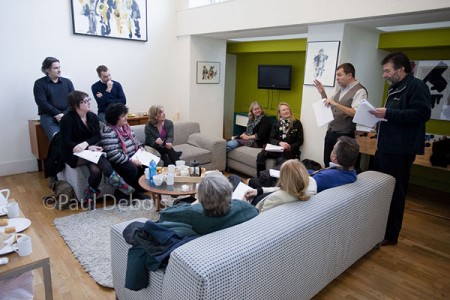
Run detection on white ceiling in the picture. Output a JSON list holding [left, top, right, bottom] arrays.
[[197, 8, 450, 41]]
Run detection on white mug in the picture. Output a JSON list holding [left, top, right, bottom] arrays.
[[166, 173, 175, 185], [6, 202, 20, 219], [175, 160, 185, 167], [13, 234, 32, 256], [144, 168, 150, 179], [167, 164, 176, 174]]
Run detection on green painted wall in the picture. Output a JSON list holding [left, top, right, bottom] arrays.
[[227, 39, 306, 119], [379, 28, 450, 193]]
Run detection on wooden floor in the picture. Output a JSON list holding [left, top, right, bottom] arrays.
[[1, 171, 449, 299]]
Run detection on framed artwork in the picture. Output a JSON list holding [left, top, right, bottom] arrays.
[[304, 41, 341, 87], [413, 60, 450, 121], [197, 61, 220, 84], [71, 0, 148, 42]]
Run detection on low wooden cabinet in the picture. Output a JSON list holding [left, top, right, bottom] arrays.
[[28, 120, 50, 172]]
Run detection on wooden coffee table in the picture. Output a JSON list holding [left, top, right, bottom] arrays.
[[139, 176, 198, 211], [0, 207, 53, 299]]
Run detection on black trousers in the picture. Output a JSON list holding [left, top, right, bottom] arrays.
[[374, 151, 415, 243], [112, 161, 145, 191], [324, 130, 355, 168]]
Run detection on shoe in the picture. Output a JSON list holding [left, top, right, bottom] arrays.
[[133, 190, 150, 200], [48, 176, 57, 189], [380, 239, 397, 246]]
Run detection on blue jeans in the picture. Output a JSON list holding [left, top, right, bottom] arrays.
[[40, 114, 60, 141], [226, 139, 240, 152]]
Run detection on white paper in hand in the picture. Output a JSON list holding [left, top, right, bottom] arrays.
[[269, 169, 280, 178], [265, 144, 284, 152], [353, 100, 387, 128], [74, 150, 105, 164], [232, 182, 250, 201], [312, 100, 334, 127], [131, 148, 161, 165]]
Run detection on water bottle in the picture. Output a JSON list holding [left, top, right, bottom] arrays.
[[149, 160, 157, 185]]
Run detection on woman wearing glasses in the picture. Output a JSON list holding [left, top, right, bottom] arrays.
[[60, 90, 135, 209]]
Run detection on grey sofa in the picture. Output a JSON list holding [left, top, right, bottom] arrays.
[[110, 171, 395, 300], [227, 146, 281, 178], [58, 121, 226, 200]]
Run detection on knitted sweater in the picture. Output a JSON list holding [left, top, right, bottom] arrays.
[[100, 125, 141, 164]]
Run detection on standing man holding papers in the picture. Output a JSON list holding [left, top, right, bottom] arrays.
[[314, 63, 367, 167], [370, 52, 431, 246]]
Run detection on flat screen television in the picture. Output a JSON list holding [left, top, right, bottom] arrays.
[[257, 65, 292, 90]]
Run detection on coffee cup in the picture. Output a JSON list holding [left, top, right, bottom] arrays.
[[175, 160, 185, 167], [167, 164, 176, 174], [6, 202, 20, 219], [179, 166, 190, 177], [13, 234, 32, 256], [144, 168, 150, 179], [166, 173, 175, 185], [153, 174, 164, 186]]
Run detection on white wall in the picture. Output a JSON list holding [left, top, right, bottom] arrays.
[[224, 54, 237, 139], [0, 0, 184, 176]]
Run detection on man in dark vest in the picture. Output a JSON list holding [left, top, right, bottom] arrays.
[[314, 63, 367, 167]]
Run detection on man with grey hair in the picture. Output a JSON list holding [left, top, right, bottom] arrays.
[[33, 57, 75, 141], [159, 172, 258, 235]]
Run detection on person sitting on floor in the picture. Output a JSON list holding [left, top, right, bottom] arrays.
[[158, 172, 259, 235], [100, 103, 149, 200]]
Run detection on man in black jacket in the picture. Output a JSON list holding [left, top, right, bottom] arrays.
[[371, 52, 431, 246]]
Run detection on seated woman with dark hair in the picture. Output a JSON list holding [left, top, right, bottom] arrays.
[[144, 105, 181, 166], [60, 91, 135, 209], [100, 103, 149, 200], [158, 172, 258, 235]]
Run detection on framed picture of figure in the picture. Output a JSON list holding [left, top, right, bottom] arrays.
[[197, 61, 220, 84], [304, 41, 341, 87], [71, 0, 148, 42]]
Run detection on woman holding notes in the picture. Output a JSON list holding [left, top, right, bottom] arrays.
[[255, 102, 304, 176], [100, 103, 149, 200], [60, 91, 135, 209]]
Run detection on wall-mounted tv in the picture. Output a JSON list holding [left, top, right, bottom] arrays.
[[257, 65, 292, 90]]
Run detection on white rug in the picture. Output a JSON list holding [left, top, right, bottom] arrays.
[[54, 200, 160, 288]]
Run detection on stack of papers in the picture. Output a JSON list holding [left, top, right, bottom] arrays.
[[74, 150, 106, 164], [312, 100, 334, 127], [265, 144, 284, 152], [131, 148, 161, 165], [353, 100, 387, 128]]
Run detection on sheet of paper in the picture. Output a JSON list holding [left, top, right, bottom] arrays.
[[269, 169, 280, 178], [74, 150, 105, 164], [353, 100, 387, 128], [131, 148, 161, 166], [265, 144, 284, 152], [232, 182, 250, 201], [312, 100, 334, 127]]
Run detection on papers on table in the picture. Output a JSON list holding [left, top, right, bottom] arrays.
[[265, 144, 284, 152], [232, 182, 250, 201], [269, 169, 280, 178], [131, 148, 161, 166], [74, 150, 106, 164], [312, 100, 334, 127], [353, 100, 387, 128]]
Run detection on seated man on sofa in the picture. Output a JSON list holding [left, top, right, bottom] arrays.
[[159, 172, 259, 235], [246, 136, 359, 204]]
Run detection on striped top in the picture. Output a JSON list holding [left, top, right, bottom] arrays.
[[100, 125, 141, 164]]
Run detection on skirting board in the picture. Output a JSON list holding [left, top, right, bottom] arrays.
[[0, 158, 38, 177]]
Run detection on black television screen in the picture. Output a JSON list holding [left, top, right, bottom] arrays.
[[258, 65, 292, 90]]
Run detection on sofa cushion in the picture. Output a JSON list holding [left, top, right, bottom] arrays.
[[173, 122, 200, 145], [174, 144, 212, 165], [227, 146, 262, 168]]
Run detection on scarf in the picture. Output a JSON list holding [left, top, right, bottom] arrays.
[[279, 119, 290, 140], [246, 115, 263, 136], [112, 124, 139, 153]]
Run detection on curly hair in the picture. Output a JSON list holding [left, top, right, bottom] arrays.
[[105, 103, 129, 125]]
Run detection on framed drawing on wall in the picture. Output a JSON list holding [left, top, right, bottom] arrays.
[[197, 61, 220, 84], [304, 41, 341, 87], [71, 0, 148, 42], [413, 60, 450, 121]]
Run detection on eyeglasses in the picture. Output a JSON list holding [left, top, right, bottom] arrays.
[[81, 98, 91, 104]]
